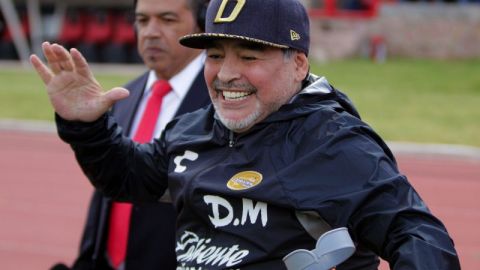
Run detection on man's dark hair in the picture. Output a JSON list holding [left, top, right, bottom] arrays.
[[133, 0, 208, 31]]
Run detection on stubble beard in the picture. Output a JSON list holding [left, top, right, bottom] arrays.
[[213, 101, 262, 133]]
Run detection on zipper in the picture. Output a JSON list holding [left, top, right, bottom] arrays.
[[228, 130, 235, 147]]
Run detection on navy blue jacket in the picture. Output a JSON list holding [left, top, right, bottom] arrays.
[[70, 70, 210, 270], [59, 75, 460, 270]]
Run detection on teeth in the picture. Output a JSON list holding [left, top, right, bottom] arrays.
[[223, 91, 250, 100]]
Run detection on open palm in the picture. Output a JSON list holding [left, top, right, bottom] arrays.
[[30, 42, 129, 122]]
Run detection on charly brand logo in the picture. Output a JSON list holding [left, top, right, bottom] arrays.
[[290, 30, 300, 41], [174, 150, 199, 173], [227, 171, 263, 190], [214, 0, 246, 23]]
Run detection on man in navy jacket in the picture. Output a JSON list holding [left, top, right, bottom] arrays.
[[33, 0, 460, 269]]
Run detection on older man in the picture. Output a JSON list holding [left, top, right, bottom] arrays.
[[31, 0, 460, 269]]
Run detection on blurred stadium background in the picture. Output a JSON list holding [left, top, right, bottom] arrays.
[[1, 0, 480, 65], [1, 1, 479, 269]]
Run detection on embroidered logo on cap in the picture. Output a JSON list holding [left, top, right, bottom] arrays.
[[290, 30, 300, 41], [227, 171, 263, 190], [214, 0, 246, 23]]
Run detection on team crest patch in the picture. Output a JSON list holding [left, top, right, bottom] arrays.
[[227, 171, 263, 190]]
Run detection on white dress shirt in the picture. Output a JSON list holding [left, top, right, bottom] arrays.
[[129, 53, 206, 140]]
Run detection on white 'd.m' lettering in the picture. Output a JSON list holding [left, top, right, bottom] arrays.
[[203, 195, 268, 228], [174, 150, 198, 173]]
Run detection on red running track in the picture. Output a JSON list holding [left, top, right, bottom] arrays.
[[0, 130, 479, 270]]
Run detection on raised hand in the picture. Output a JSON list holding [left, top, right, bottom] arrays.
[[30, 42, 129, 122]]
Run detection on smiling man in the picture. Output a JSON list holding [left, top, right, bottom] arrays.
[[205, 40, 307, 132], [31, 0, 460, 269]]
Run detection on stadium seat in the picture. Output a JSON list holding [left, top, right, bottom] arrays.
[[57, 9, 86, 49], [102, 9, 136, 63], [74, 8, 114, 62], [0, 11, 29, 60]]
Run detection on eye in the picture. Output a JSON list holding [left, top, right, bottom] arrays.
[[135, 16, 148, 26], [241, 55, 257, 61], [161, 15, 177, 23], [206, 49, 224, 60], [207, 54, 222, 60]]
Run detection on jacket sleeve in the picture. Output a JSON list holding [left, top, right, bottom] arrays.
[[333, 125, 460, 269], [296, 111, 461, 270], [349, 172, 461, 270], [55, 113, 169, 203]]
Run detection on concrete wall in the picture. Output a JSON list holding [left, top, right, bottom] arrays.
[[308, 3, 480, 61]]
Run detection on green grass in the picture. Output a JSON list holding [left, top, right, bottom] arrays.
[[0, 58, 479, 147], [311, 58, 480, 147], [0, 67, 136, 121]]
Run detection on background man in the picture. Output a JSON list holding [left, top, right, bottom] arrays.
[[33, 0, 460, 269], [51, 0, 210, 269]]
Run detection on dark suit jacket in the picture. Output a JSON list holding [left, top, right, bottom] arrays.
[[70, 70, 210, 270]]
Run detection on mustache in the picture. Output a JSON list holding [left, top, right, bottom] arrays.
[[142, 39, 167, 50], [212, 79, 257, 92]]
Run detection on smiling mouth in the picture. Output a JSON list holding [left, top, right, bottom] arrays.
[[222, 91, 253, 101]]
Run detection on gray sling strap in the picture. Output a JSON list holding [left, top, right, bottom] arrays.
[[283, 211, 355, 270], [283, 227, 355, 270]]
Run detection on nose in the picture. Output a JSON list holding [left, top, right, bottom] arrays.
[[142, 18, 163, 38], [216, 56, 241, 82]]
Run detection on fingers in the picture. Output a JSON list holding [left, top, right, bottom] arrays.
[[30, 54, 53, 85], [42, 42, 62, 74], [42, 41, 75, 74], [52, 44, 75, 72], [30, 41, 77, 85], [70, 48, 94, 79]]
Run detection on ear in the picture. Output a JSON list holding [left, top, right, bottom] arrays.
[[294, 52, 309, 82]]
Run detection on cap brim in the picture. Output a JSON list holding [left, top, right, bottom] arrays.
[[179, 33, 289, 50]]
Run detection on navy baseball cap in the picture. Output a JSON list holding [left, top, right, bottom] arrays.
[[180, 0, 310, 55]]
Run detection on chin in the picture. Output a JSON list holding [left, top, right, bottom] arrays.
[[219, 112, 261, 132]]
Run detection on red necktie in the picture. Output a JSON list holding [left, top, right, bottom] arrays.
[[106, 80, 172, 269]]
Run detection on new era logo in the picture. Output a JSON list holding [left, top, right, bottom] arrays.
[[290, 30, 300, 41]]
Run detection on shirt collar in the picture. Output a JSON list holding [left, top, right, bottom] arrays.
[[145, 52, 205, 98]]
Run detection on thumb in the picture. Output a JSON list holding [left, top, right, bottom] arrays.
[[102, 87, 130, 107]]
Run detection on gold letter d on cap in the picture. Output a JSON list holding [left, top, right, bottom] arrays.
[[214, 0, 246, 23]]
